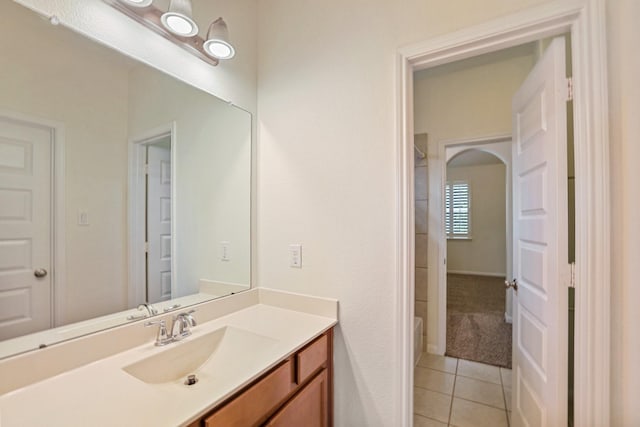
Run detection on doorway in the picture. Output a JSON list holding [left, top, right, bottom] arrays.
[[414, 37, 571, 424], [445, 148, 511, 369], [399, 4, 610, 425], [145, 138, 172, 303], [128, 124, 176, 307]]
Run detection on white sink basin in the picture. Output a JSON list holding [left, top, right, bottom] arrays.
[[123, 326, 278, 385]]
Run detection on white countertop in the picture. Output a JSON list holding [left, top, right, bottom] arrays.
[[0, 290, 338, 427]]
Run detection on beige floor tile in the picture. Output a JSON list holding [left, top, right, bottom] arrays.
[[414, 387, 452, 424], [500, 367, 513, 389], [457, 359, 501, 384], [418, 353, 458, 374], [450, 398, 508, 427], [415, 366, 455, 395], [414, 414, 448, 427], [504, 388, 512, 411], [454, 376, 505, 409]]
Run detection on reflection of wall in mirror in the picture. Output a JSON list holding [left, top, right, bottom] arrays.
[[128, 67, 251, 297], [0, 2, 130, 325]]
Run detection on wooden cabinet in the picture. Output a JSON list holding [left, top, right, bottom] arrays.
[[265, 369, 329, 427], [191, 328, 333, 427]]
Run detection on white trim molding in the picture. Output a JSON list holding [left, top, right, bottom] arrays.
[[395, 1, 610, 426], [395, 43, 415, 426]]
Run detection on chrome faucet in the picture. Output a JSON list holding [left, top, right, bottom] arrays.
[[144, 310, 197, 346], [137, 303, 158, 316], [171, 310, 197, 340]]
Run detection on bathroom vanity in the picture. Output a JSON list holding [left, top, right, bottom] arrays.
[[0, 289, 338, 427], [190, 330, 332, 426]]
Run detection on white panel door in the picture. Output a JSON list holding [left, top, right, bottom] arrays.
[[0, 116, 52, 340], [146, 143, 172, 303], [511, 37, 569, 426]]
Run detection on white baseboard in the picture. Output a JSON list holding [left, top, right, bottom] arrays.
[[427, 344, 444, 355], [504, 312, 513, 324], [447, 269, 506, 278]]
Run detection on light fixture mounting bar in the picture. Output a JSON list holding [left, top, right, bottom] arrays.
[[103, 0, 219, 66]]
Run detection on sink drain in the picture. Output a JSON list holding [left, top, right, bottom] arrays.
[[184, 374, 198, 386]]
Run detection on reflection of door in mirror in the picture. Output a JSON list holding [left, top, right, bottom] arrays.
[[0, 115, 53, 340], [146, 139, 172, 303]]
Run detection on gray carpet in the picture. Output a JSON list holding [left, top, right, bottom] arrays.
[[445, 273, 512, 368]]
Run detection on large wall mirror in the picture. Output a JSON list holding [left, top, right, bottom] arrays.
[[0, 1, 251, 359]]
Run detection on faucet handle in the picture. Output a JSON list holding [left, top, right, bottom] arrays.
[[144, 319, 172, 346], [172, 310, 197, 339]]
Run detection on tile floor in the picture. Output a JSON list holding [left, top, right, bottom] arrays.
[[414, 353, 512, 427]]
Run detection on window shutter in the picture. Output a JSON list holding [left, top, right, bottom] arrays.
[[445, 181, 470, 238]]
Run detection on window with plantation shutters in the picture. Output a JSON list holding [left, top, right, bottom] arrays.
[[445, 181, 471, 238]]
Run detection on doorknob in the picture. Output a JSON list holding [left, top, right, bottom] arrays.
[[34, 268, 48, 278], [505, 278, 518, 292]]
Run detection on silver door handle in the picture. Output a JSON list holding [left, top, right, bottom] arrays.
[[34, 268, 48, 278], [505, 278, 518, 292]]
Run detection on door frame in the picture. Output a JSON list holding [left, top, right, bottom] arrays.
[[0, 109, 66, 327], [427, 135, 513, 355], [128, 122, 177, 306], [395, 1, 610, 425]]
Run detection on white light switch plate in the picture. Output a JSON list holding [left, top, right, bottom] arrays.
[[289, 244, 302, 268], [78, 210, 89, 226], [220, 241, 230, 261]]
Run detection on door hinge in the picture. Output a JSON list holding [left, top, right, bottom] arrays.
[[567, 77, 574, 102], [143, 164, 149, 175], [144, 242, 149, 253], [569, 262, 576, 288]]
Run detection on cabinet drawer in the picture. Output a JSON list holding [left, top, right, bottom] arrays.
[[296, 334, 328, 385], [204, 360, 294, 427]]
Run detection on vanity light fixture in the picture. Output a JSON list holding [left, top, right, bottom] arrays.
[[160, 0, 199, 37], [203, 18, 235, 60], [105, 0, 236, 67], [118, 0, 153, 7]]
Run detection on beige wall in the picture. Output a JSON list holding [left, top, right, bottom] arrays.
[[0, 2, 131, 324], [414, 44, 536, 145], [128, 67, 252, 295], [608, 0, 640, 425], [446, 162, 507, 276]]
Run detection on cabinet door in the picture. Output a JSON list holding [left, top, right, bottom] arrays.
[[264, 369, 328, 427]]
